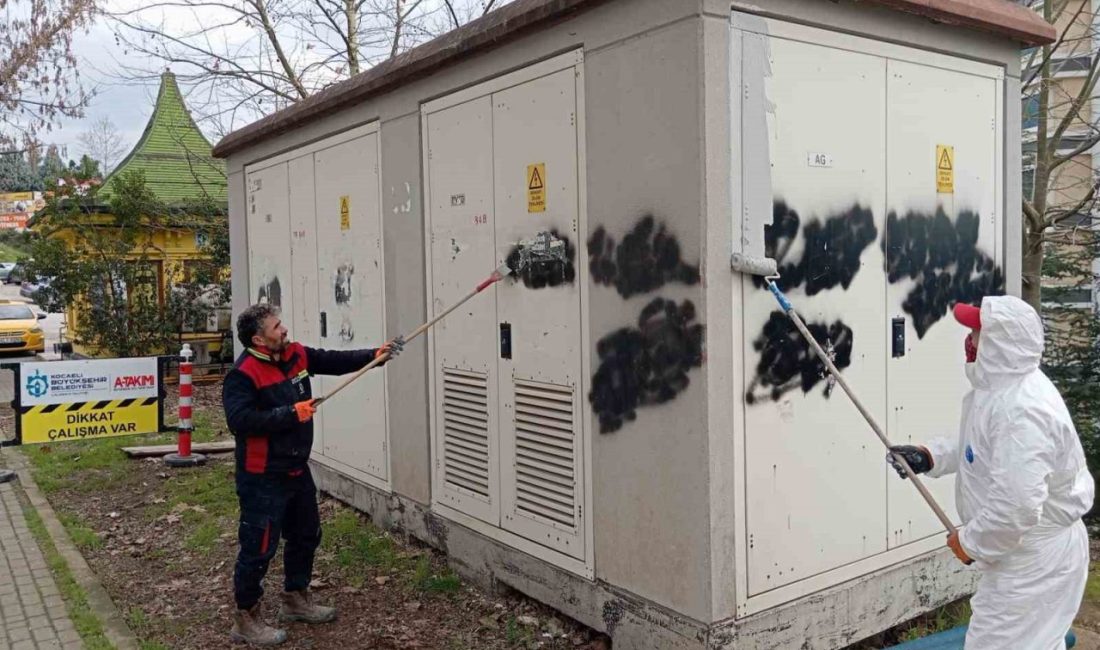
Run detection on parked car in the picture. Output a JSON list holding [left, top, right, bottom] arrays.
[[19, 276, 51, 303], [0, 263, 15, 282], [20, 276, 53, 306], [4, 263, 25, 285], [0, 300, 46, 354]]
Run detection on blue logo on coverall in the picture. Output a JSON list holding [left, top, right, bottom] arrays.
[[965, 445, 975, 464]]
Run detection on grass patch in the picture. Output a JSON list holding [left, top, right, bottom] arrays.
[[26, 435, 135, 494], [21, 500, 113, 650], [26, 412, 227, 496], [1086, 563, 1100, 604], [159, 463, 237, 519], [411, 555, 462, 595], [0, 240, 31, 262], [323, 510, 399, 574], [59, 512, 103, 551], [185, 521, 221, 554], [505, 616, 535, 645], [127, 605, 150, 629], [894, 601, 971, 642], [321, 509, 463, 597]]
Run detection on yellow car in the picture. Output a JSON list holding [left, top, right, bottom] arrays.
[[0, 301, 46, 354]]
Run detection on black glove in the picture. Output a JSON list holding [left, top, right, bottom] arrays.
[[887, 445, 933, 479]]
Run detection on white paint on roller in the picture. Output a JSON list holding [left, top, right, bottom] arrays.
[[730, 13, 775, 275]]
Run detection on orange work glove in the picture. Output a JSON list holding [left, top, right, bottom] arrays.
[[294, 399, 316, 423], [947, 531, 973, 565]]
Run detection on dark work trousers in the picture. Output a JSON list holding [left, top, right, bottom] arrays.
[[233, 467, 322, 610]]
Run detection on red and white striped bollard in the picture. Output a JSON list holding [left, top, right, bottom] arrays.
[[165, 343, 206, 467]]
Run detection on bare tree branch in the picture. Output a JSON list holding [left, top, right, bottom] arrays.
[[107, 0, 513, 136], [78, 118, 129, 174], [443, 0, 460, 29], [0, 0, 96, 144]]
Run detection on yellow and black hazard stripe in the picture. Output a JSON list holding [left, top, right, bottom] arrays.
[[20, 397, 158, 415]]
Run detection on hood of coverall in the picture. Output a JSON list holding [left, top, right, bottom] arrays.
[[967, 295, 1044, 389]]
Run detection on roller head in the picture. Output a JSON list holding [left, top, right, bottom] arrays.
[[730, 253, 778, 277], [513, 231, 568, 272]]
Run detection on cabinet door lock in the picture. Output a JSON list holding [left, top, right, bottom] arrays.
[[500, 323, 512, 359], [892, 317, 905, 358]]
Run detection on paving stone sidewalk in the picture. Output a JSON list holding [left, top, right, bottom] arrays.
[[0, 481, 82, 650]]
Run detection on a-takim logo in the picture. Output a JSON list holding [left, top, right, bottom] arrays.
[[114, 374, 155, 390]]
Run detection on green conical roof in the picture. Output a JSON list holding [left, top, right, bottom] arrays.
[[101, 72, 226, 205]]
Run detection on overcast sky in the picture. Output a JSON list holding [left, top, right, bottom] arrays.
[[50, 5, 228, 163], [47, 0, 485, 165]]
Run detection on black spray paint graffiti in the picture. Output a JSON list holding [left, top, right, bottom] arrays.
[[743, 201, 874, 404], [589, 298, 704, 434], [883, 208, 1004, 338], [334, 264, 353, 304], [588, 216, 701, 299], [504, 229, 576, 289], [257, 276, 281, 308], [745, 311, 853, 404], [745, 201, 1003, 405], [753, 201, 878, 295]]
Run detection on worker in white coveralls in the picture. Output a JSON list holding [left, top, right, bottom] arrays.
[[887, 295, 1094, 649]]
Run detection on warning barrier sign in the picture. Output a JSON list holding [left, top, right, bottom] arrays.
[[4, 357, 166, 446], [21, 398, 160, 444], [527, 163, 546, 213]]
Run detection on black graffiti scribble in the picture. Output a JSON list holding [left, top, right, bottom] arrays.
[[589, 298, 704, 434], [588, 216, 700, 299], [338, 318, 354, 342], [753, 201, 878, 295], [883, 208, 1004, 338], [334, 264, 353, 304], [745, 311, 853, 404], [504, 229, 576, 289], [257, 276, 281, 308]]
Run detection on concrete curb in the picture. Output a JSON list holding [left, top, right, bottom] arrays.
[[2, 447, 140, 650]]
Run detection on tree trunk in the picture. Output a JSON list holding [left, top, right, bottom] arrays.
[[1022, 228, 1044, 310], [346, 0, 359, 76]]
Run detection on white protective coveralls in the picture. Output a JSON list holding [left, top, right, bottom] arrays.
[[923, 295, 1094, 650]]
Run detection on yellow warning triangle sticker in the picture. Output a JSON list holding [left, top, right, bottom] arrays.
[[938, 148, 953, 171], [528, 167, 544, 190]]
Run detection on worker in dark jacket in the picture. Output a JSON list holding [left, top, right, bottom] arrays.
[[223, 303, 403, 646]]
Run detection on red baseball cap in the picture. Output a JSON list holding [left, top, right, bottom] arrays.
[[953, 302, 982, 330]]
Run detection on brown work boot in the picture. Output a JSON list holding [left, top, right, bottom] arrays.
[[231, 603, 288, 646], [278, 589, 337, 624]]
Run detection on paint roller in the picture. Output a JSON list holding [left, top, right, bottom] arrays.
[[731, 250, 959, 537], [313, 230, 571, 407]]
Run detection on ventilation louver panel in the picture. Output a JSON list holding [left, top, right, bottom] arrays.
[[513, 379, 576, 529], [442, 368, 490, 500]]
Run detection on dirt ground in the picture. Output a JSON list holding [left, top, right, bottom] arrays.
[[4, 384, 608, 650]]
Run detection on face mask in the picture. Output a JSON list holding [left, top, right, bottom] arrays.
[[964, 333, 977, 363]]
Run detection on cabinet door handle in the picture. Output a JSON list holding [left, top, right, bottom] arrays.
[[320, 312, 328, 338], [500, 322, 512, 359], [892, 317, 905, 358]]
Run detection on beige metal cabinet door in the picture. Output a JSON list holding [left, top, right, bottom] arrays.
[[885, 59, 1000, 548], [246, 163, 293, 316], [426, 96, 502, 525], [741, 34, 889, 595], [493, 68, 586, 559], [288, 154, 325, 454], [313, 133, 389, 481]]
